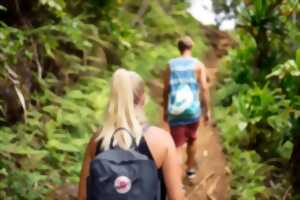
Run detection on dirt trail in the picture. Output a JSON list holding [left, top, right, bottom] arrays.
[[148, 26, 234, 200], [182, 66, 229, 200]]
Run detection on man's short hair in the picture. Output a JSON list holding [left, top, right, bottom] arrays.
[[177, 36, 194, 53]]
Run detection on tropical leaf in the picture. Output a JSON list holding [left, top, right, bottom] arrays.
[[0, 5, 7, 11], [0, 144, 47, 156], [14, 86, 27, 121], [47, 139, 80, 152], [296, 49, 300, 67], [39, 0, 64, 11]]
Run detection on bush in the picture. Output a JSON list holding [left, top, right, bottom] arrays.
[[0, 75, 108, 199], [232, 84, 292, 157], [219, 34, 256, 85]]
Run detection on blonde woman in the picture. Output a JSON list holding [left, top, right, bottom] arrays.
[[78, 69, 184, 200]]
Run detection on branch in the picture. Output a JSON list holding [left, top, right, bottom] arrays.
[[157, 0, 168, 13], [14, 0, 22, 19], [166, 0, 176, 13], [33, 42, 43, 81], [236, 24, 256, 38], [268, 0, 284, 13], [13, 0, 31, 27], [132, 0, 149, 27], [282, 186, 292, 200]]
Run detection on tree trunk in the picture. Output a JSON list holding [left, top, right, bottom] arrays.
[[254, 29, 269, 70], [291, 137, 300, 194]]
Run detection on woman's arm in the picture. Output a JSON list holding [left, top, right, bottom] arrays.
[[78, 136, 97, 200], [162, 133, 185, 200], [144, 127, 184, 200]]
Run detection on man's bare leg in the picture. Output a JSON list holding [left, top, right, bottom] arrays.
[[186, 139, 197, 178], [176, 145, 185, 178]]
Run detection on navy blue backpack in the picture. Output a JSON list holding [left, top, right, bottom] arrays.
[[87, 128, 161, 200]]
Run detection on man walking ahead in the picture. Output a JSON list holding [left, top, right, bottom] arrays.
[[163, 36, 211, 180]]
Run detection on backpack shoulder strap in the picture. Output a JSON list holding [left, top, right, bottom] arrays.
[[109, 128, 137, 148], [95, 139, 102, 156], [138, 137, 154, 160], [94, 123, 152, 156], [137, 123, 154, 160]]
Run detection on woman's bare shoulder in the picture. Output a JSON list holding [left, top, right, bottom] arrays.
[[144, 126, 174, 147], [143, 126, 175, 167], [146, 126, 169, 136]]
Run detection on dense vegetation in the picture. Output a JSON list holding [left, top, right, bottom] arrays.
[[213, 0, 300, 199], [0, 0, 207, 199]]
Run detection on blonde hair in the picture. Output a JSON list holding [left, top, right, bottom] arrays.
[[96, 69, 145, 150]]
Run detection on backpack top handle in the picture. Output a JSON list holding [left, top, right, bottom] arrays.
[[110, 128, 137, 149]]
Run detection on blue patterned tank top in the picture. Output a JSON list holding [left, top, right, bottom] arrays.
[[167, 57, 201, 126]]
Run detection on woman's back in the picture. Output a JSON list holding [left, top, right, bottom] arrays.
[[143, 126, 184, 200]]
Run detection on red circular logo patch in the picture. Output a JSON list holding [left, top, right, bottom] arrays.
[[114, 176, 132, 194]]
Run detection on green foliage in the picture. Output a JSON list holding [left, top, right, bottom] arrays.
[[0, 5, 6, 11], [267, 57, 300, 99], [0, 24, 26, 64], [144, 95, 161, 125], [40, 0, 65, 11], [230, 149, 267, 200], [219, 34, 256, 84], [296, 49, 300, 67], [233, 0, 300, 78], [122, 1, 207, 78], [0, 75, 108, 199], [214, 80, 249, 107], [214, 107, 244, 150], [232, 84, 291, 156], [214, 0, 300, 197], [215, 93, 292, 200], [267, 60, 300, 79], [215, 83, 292, 156], [229, 147, 291, 200], [267, 54, 300, 145]]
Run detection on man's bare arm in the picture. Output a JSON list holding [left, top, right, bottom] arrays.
[[196, 63, 211, 123]]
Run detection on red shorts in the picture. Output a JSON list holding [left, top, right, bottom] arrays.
[[170, 122, 199, 147]]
